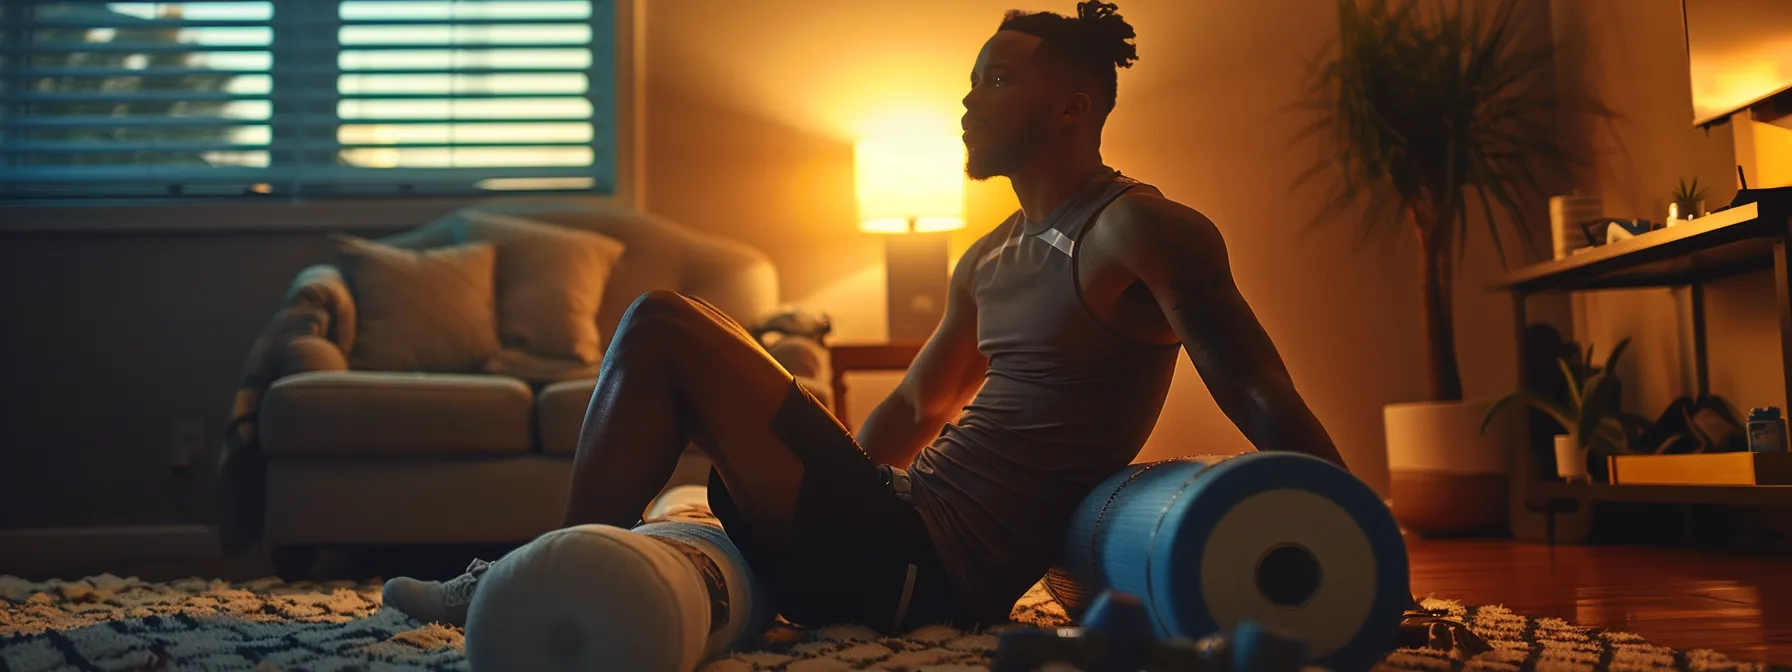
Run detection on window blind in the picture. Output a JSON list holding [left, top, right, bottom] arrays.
[[0, 0, 617, 200]]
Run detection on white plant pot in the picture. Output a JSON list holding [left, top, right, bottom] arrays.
[[1385, 399, 1516, 536], [1554, 434, 1589, 480]]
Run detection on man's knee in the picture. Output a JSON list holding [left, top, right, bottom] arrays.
[[614, 290, 718, 350], [627, 289, 699, 319]]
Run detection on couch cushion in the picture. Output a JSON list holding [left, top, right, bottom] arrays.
[[261, 371, 534, 458], [330, 234, 501, 373], [458, 211, 627, 365], [481, 349, 604, 384], [536, 378, 597, 455]]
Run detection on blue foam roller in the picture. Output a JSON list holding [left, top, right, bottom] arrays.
[[1043, 452, 1409, 672]]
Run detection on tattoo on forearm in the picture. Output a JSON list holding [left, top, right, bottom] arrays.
[[1152, 220, 1245, 363], [1154, 222, 1229, 317], [1148, 217, 1342, 466]]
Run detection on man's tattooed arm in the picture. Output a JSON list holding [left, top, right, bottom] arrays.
[[1098, 192, 1348, 470]]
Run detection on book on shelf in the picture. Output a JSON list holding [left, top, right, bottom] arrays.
[[1607, 451, 1792, 486]]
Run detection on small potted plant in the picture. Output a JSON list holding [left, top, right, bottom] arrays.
[[1670, 177, 1708, 222], [1481, 338, 1651, 480]]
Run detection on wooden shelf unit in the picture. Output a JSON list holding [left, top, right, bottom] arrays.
[[1492, 202, 1788, 294], [1493, 201, 1792, 542], [1530, 481, 1792, 507]]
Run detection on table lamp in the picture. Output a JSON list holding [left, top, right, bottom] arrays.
[[854, 131, 966, 342]]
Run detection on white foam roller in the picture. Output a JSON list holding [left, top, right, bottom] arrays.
[[464, 514, 770, 672], [645, 485, 712, 521]]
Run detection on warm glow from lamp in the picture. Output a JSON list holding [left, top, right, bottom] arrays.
[[854, 121, 966, 235]]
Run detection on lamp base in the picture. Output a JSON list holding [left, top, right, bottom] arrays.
[[885, 232, 951, 342]]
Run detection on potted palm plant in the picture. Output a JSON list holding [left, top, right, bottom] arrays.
[[1290, 0, 1586, 534]]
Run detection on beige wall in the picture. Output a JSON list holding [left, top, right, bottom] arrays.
[[0, 0, 1616, 532], [642, 0, 1570, 496], [0, 233, 352, 529], [1552, 0, 1787, 422]]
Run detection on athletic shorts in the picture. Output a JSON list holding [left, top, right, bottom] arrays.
[[705, 381, 970, 634]]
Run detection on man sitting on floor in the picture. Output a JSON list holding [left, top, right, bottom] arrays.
[[384, 0, 1345, 631]]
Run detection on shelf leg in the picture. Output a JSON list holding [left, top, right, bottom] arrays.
[[1514, 292, 1530, 390], [1778, 238, 1792, 411], [1514, 291, 1530, 480], [1692, 282, 1708, 399], [1679, 505, 1697, 546], [1546, 504, 1556, 546], [1512, 290, 1544, 543]]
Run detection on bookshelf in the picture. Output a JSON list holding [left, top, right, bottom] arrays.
[[1490, 201, 1792, 543]]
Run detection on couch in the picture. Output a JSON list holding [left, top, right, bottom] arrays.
[[212, 197, 828, 570]]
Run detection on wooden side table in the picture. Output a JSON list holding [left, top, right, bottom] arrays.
[[828, 341, 925, 421]]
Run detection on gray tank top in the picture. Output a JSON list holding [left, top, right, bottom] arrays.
[[907, 168, 1181, 618]]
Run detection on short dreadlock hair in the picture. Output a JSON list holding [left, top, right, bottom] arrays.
[[998, 1, 1140, 121]]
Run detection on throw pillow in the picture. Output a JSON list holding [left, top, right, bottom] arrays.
[[330, 234, 502, 373], [455, 211, 627, 364]]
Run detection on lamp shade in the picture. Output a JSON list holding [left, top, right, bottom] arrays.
[[854, 131, 966, 234]]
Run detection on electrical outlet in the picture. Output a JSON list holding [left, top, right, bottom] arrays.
[[173, 418, 207, 470]]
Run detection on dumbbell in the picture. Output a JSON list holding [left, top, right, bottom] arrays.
[[991, 589, 1315, 672]]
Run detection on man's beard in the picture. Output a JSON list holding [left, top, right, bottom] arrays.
[[965, 141, 1031, 181], [964, 114, 1048, 180]]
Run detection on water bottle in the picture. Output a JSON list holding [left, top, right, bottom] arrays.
[[1748, 407, 1787, 453]]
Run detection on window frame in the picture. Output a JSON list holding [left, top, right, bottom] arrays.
[[0, 0, 646, 234]]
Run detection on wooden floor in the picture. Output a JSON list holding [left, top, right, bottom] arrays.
[[1408, 539, 1792, 666]]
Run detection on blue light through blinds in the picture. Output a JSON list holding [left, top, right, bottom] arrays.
[[0, 0, 617, 200]]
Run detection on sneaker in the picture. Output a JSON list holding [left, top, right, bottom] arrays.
[[382, 558, 492, 627]]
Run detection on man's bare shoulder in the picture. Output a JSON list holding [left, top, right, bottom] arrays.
[[1092, 190, 1226, 265]]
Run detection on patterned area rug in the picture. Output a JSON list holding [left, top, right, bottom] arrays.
[[0, 574, 1775, 672]]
